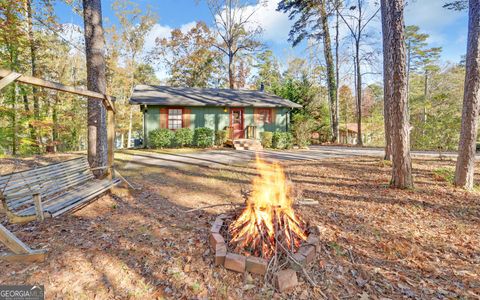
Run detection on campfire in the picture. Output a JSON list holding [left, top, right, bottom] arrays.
[[229, 156, 307, 258], [208, 156, 320, 292]]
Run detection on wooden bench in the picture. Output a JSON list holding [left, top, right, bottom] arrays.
[[0, 157, 121, 262]]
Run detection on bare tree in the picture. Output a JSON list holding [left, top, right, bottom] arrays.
[[113, 0, 155, 148], [207, 0, 262, 89], [454, 0, 480, 190], [381, 0, 413, 188], [337, 0, 380, 146], [278, 0, 339, 142], [83, 0, 108, 175]]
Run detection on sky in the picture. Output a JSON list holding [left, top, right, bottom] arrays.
[[54, 0, 468, 83]]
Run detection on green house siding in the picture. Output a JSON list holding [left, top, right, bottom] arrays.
[[143, 105, 290, 145]]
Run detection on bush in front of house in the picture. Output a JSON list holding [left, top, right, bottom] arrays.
[[149, 128, 174, 148], [260, 131, 273, 148], [272, 131, 293, 149], [215, 130, 228, 146], [173, 128, 193, 147], [193, 127, 214, 147], [291, 113, 316, 148]]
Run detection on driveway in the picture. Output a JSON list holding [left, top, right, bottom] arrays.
[[120, 146, 476, 170]]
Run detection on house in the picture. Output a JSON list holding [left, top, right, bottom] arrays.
[[339, 123, 372, 145], [130, 85, 302, 146]]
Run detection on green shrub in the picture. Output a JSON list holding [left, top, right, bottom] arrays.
[[433, 167, 455, 183], [477, 143, 480, 152], [260, 131, 273, 148], [272, 132, 293, 149], [193, 127, 214, 148], [215, 130, 228, 146], [149, 128, 174, 148], [173, 128, 193, 147], [291, 114, 315, 147]]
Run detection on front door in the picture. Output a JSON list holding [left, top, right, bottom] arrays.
[[230, 108, 244, 139]]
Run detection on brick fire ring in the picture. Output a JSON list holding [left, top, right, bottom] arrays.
[[209, 213, 320, 292]]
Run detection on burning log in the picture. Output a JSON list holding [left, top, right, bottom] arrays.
[[228, 156, 307, 259]]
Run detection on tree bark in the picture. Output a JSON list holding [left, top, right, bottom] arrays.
[[381, 0, 392, 160], [381, 0, 413, 188], [26, 0, 40, 120], [228, 52, 235, 89], [355, 38, 363, 146], [335, 4, 340, 142], [83, 0, 108, 177], [319, 0, 339, 142], [454, 0, 480, 190]]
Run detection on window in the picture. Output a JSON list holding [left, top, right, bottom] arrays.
[[168, 108, 183, 129], [257, 108, 272, 124]]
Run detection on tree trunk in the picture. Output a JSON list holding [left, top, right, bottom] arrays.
[[127, 106, 133, 148], [83, 0, 108, 177], [454, 0, 480, 190], [26, 0, 40, 120], [381, 0, 413, 189], [228, 52, 235, 89], [381, 1, 392, 160], [423, 71, 428, 137], [319, 0, 339, 143], [52, 94, 59, 153], [335, 4, 340, 143], [355, 39, 363, 146]]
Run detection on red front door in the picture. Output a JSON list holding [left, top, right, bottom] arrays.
[[230, 108, 244, 139]]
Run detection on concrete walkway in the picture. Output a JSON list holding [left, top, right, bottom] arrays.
[[121, 146, 476, 170]]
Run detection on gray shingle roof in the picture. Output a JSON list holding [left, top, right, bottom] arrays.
[[129, 85, 302, 108]]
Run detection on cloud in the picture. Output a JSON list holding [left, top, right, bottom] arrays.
[[249, 0, 294, 43], [405, 0, 464, 32]]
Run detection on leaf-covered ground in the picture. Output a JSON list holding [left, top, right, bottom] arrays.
[[0, 151, 479, 299]]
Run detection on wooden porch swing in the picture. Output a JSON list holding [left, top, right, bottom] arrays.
[[0, 69, 120, 263]]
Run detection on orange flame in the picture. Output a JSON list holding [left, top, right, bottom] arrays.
[[229, 155, 307, 258]]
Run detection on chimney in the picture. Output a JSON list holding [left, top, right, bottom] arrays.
[[260, 82, 265, 92]]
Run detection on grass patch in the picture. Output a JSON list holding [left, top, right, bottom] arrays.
[[432, 167, 455, 183]]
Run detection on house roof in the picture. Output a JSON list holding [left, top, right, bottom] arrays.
[[129, 85, 302, 108]]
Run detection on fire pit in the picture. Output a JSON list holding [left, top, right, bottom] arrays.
[[208, 157, 320, 292]]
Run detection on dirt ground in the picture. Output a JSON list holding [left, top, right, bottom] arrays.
[[0, 151, 479, 299]]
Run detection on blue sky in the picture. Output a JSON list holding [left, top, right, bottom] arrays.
[[54, 0, 468, 82]]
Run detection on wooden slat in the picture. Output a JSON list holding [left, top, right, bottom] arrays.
[[0, 224, 31, 254], [3, 159, 89, 195], [0, 157, 88, 186], [0, 157, 86, 180], [5, 166, 92, 200], [7, 172, 94, 210], [0, 250, 46, 263], [0, 71, 22, 90], [0, 69, 115, 112], [3, 157, 89, 193], [17, 179, 118, 217], [51, 179, 120, 217], [4, 169, 92, 202]]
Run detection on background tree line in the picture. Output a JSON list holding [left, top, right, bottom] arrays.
[[0, 0, 478, 189]]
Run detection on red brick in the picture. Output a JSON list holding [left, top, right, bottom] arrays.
[[306, 235, 320, 251], [275, 269, 298, 292], [289, 252, 306, 271], [209, 233, 225, 249], [214, 244, 227, 266], [210, 218, 223, 233], [298, 245, 315, 264], [246, 256, 268, 275], [224, 253, 246, 273]]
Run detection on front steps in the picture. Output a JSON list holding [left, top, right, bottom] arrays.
[[232, 139, 263, 151]]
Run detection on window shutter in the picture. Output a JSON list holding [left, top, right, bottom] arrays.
[[271, 108, 276, 125], [160, 107, 167, 129], [183, 108, 191, 128], [253, 108, 259, 125]]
